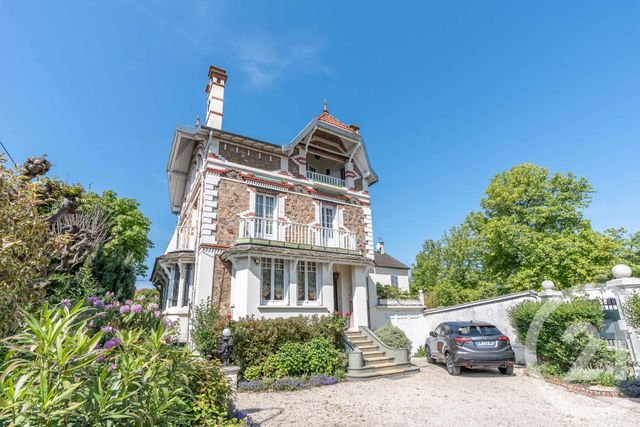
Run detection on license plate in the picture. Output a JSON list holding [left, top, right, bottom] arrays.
[[476, 341, 496, 347]]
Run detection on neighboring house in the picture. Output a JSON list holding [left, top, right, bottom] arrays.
[[370, 241, 410, 292], [151, 66, 379, 341]]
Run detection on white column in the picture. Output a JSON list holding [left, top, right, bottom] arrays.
[[289, 260, 299, 306], [606, 264, 640, 375], [322, 263, 334, 311], [351, 266, 369, 329]]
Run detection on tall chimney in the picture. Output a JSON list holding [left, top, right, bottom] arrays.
[[205, 66, 227, 129]]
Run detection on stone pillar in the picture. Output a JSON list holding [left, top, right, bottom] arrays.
[[537, 280, 562, 301], [222, 366, 241, 390], [288, 260, 299, 306], [322, 263, 335, 311], [606, 264, 640, 375]]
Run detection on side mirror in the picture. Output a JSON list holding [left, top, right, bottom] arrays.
[[429, 331, 437, 338]]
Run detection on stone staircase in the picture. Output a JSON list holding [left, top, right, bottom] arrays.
[[344, 328, 420, 379]]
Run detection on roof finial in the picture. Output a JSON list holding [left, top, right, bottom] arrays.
[[323, 99, 328, 113]]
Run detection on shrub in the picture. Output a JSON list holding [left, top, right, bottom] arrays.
[[0, 299, 241, 425], [508, 299, 615, 372], [619, 378, 640, 398], [414, 345, 427, 357], [191, 298, 228, 358], [260, 337, 346, 379], [376, 283, 418, 300], [192, 359, 243, 426], [564, 368, 617, 386], [375, 323, 412, 351], [623, 293, 640, 330], [228, 313, 348, 371], [237, 374, 339, 392]]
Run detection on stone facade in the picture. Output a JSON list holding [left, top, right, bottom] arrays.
[[212, 255, 232, 308], [284, 193, 316, 224], [343, 204, 367, 254], [219, 141, 281, 171], [215, 179, 250, 246]]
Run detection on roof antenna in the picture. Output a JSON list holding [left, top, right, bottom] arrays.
[[323, 99, 328, 113]]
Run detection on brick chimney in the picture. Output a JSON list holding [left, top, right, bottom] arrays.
[[205, 66, 228, 129]]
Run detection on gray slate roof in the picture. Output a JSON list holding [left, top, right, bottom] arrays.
[[373, 252, 410, 270]]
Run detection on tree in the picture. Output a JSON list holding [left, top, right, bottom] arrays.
[[90, 247, 137, 301], [412, 163, 635, 307], [79, 190, 153, 276], [0, 157, 52, 336]]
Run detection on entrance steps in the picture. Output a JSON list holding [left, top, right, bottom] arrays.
[[344, 328, 420, 380]]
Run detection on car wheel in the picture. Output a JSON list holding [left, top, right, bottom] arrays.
[[425, 345, 436, 364], [499, 365, 514, 375], [445, 352, 460, 376]]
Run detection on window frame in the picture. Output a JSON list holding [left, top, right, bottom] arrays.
[[390, 275, 399, 288], [297, 261, 321, 304], [260, 257, 287, 304]]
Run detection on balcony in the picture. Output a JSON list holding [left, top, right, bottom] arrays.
[[238, 217, 358, 252], [165, 225, 197, 252], [306, 170, 346, 188]]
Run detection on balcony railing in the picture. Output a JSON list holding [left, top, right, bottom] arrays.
[[306, 171, 346, 187], [238, 217, 357, 251], [166, 225, 197, 252]]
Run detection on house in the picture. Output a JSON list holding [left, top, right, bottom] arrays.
[[370, 241, 410, 292], [151, 66, 379, 341]]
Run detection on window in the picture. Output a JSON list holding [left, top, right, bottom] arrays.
[[457, 325, 501, 337], [298, 261, 319, 302], [320, 205, 335, 247], [181, 265, 193, 307], [390, 275, 399, 288], [171, 267, 181, 307], [261, 258, 286, 302], [255, 194, 276, 238]]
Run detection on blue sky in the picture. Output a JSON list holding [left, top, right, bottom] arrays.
[[2, 1, 639, 287]]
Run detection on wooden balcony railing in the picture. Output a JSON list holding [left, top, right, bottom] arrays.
[[306, 171, 346, 187]]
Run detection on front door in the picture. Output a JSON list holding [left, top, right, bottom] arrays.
[[255, 194, 276, 239]]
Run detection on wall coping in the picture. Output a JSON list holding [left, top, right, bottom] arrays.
[[423, 290, 539, 315]]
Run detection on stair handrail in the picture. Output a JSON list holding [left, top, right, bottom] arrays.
[[341, 332, 356, 353], [359, 326, 410, 364]]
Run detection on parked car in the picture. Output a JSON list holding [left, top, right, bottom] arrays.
[[425, 321, 515, 376]]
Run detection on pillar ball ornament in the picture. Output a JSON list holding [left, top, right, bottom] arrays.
[[612, 264, 632, 279]]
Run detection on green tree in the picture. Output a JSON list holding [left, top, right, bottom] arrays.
[[412, 163, 635, 307], [79, 190, 153, 276], [90, 247, 137, 301]]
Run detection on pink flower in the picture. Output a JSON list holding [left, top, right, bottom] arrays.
[[119, 305, 131, 314], [131, 304, 143, 313], [226, 313, 232, 320], [101, 325, 113, 334], [138, 295, 146, 301], [109, 363, 117, 371], [146, 302, 158, 311], [154, 310, 162, 318], [337, 311, 342, 317], [345, 312, 351, 317]]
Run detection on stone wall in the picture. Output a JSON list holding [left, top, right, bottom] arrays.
[[343, 205, 367, 254], [216, 179, 250, 246], [284, 193, 316, 223], [219, 141, 281, 170], [212, 255, 232, 309]]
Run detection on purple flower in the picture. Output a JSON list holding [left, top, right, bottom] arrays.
[[125, 299, 133, 305], [119, 305, 131, 314], [60, 299, 72, 308], [103, 338, 120, 350], [91, 298, 105, 308], [154, 310, 162, 318], [131, 304, 143, 313], [101, 325, 113, 334], [147, 302, 158, 311], [97, 354, 106, 363], [109, 363, 117, 371]]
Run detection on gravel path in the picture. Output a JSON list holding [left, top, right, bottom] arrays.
[[235, 359, 640, 426]]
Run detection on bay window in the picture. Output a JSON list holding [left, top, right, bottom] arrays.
[[261, 258, 286, 302], [297, 261, 319, 302]]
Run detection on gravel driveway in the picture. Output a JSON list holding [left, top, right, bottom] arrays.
[[235, 359, 640, 426]]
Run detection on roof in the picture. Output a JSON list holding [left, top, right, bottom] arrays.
[[316, 111, 358, 134], [373, 252, 410, 270]]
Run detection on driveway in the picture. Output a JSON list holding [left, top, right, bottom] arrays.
[[235, 359, 640, 426]]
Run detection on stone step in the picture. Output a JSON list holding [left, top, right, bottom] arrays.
[[365, 359, 396, 367], [361, 350, 385, 358], [350, 339, 373, 345], [357, 345, 379, 351], [363, 356, 394, 363]]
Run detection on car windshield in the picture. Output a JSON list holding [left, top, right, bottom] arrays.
[[457, 325, 501, 336]]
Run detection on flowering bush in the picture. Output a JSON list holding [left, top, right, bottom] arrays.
[[238, 374, 339, 392], [619, 377, 640, 397], [0, 298, 244, 426]]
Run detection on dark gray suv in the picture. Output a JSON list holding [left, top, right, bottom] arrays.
[[425, 321, 515, 376]]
